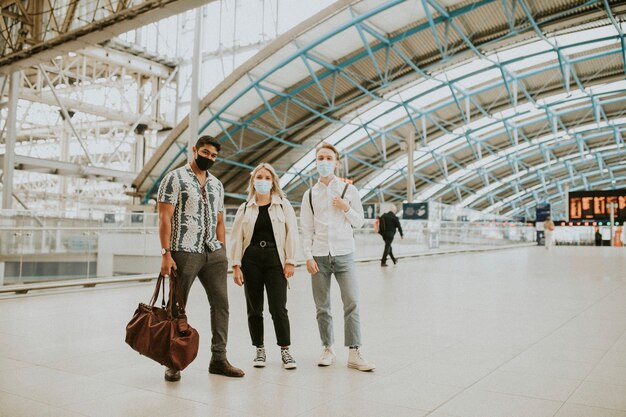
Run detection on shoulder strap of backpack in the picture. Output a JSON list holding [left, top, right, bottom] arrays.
[[308, 188, 314, 215], [341, 182, 349, 198]]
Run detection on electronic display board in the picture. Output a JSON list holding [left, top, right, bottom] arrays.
[[569, 190, 626, 222], [403, 202, 428, 220]]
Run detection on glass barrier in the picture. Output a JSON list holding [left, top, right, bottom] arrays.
[[0, 210, 534, 286]]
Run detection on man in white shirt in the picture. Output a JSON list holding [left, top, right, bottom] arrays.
[[300, 142, 375, 372]]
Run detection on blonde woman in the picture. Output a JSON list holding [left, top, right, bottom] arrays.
[[230, 163, 299, 369]]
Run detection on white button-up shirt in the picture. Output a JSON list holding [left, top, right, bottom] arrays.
[[300, 176, 365, 259]]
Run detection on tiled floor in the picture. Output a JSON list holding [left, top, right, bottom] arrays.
[[1, 246, 626, 417]]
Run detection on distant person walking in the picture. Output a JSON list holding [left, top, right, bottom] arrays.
[[543, 216, 555, 250], [230, 163, 299, 370], [595, 227, 602, 246], [300, 142, 375, 372], [157, 135, 244, 382], [377, 204, 403, 266]]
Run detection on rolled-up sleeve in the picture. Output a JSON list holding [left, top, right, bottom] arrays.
[[344, 184, 364, 228], [300, 190, 315, 260]]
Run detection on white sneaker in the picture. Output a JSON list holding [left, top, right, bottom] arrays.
[[318, 346, 336, 366], [253, 346, 266, 368], [281, 348, 297, 369], [348, 347, 375, 371]]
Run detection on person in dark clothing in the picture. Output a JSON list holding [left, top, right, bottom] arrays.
[[594, 227, 602, 246], [378, 205, 403, 266]]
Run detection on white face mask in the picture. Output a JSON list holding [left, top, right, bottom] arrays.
[[316, 160, 335, 177], [254, 179, 272, 195]]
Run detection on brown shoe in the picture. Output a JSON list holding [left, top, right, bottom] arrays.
[[209, 358, 245, 377], [164, 368, 181, 382]]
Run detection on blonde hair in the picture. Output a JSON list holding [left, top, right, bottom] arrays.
[[316, 141, 340, 159], [247, 162, 284, 200]]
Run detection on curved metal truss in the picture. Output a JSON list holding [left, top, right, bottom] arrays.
[[134, 0, 626, 219], [0, 0, 213, 74]]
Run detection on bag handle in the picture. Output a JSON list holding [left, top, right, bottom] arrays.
[[166, 270, 188, 318], [148, 273, 168, 308]]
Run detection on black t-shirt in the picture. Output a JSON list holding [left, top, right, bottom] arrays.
[[251, 204, 275, 243]]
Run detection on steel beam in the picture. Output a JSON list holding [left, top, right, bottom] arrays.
[[0, 0, 217, 74], [2, 71, 19, 209], [0, 154, 136, 182]]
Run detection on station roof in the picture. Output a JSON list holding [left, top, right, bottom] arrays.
[[133, 0, 626, 218]]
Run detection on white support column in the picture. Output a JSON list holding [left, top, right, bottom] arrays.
[[407, 130, 415, 203], [188, 6, 203, 161], [59, 124, 70, 212], [2, 71, 19, 210], [608, 202, 617, 244], [134, 128, 146, 172]]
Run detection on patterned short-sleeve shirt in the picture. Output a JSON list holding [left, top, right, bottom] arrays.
[[157, 164, 224, 253]]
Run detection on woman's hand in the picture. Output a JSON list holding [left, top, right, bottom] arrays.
[[233, 265, 244, 286], [160, 253, 177, 276], [306, 259, 319, 274], [284, 263, 294, 279]]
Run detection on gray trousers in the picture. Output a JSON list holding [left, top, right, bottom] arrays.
[[171, 247, 229, 361], [311, 253, 362, 347]]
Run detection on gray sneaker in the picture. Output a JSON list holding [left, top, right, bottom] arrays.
[[281, 348, 297, 370], [253, 346, 266, 368]]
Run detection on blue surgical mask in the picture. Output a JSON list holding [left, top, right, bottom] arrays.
[[316, 160, 335, 177], [254, 179, 272, 195]]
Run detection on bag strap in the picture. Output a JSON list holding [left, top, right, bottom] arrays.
[[167, 270, 187, 318], [309, 183, 348, 215], [149, 273, 167, 308]]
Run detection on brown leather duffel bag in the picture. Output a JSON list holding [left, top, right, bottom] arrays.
[[125, 271, 199, 371]]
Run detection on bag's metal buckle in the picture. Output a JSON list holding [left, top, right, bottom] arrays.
[[259, 240, 267, 248]]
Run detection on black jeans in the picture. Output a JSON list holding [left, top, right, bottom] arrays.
[[381, 235, 396, 263], [241, 245, 290, 346]]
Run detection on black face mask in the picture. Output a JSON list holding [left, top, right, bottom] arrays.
[[195, 154, 215, 171]]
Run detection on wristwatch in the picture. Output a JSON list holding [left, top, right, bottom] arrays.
[[161, 247, 170, 255]]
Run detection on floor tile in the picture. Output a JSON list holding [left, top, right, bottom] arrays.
[[554, 403, 626, 417], [66, 389, 199, 417], [569, 381, 626, 411], [298, 397, 428, 417], [354, 378, 463, 411], [0, 391, 87, 417], [17, 376, 129, 407], [473, 369, 581, 401], [587, 364, 626, 386], [436, 389, 563, 417]]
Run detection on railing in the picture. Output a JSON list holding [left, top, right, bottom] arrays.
[[0, 210, 535, 287]]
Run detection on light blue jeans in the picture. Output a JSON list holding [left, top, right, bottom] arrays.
[[311, 253, 361, 347]]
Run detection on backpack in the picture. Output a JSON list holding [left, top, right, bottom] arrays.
[[308, 183, 349, 215], [377, 214, 386, 235]]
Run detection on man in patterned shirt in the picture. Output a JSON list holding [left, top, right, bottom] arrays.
[[157, 135, 244, 381]]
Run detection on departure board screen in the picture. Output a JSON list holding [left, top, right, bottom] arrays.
[[569, 190, 626, 221]]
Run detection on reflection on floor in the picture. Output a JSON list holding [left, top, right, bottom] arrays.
[[1, 246, 626, 417]]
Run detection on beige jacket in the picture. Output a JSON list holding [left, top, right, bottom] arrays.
[[230, 193, 298, 268]]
